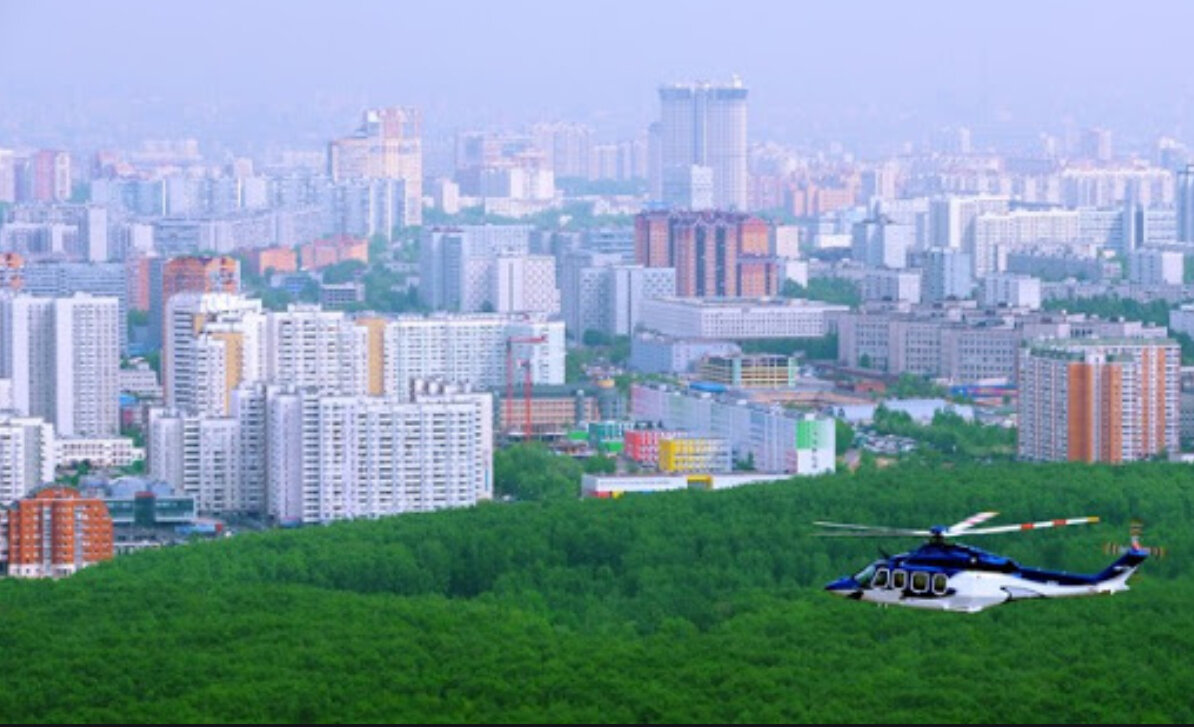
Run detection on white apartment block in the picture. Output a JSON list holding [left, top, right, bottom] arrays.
[[980, 274, 1042, 310], [164, 293, 264, 414], [148, 408, 242, 516], [264, 305, 368, 395], [973, 209, 1080, 277], [863, 269, 922, 303], [852, 218, 912, 269], [53, 295, 120, 437], [493, 255, 561, 315], [1059, 167, 1174, 208], [922, 249, 974, 302], [0, 293, 119, 438], [562, 254, 676, 339], [419, 225, 534, 312], [266, 384, 493, 525], [384, 314, 564, 399], [56, 437, 145, 468], [0, 415, 55, 504], [929, 195, 1009, 253], [1, 296, 56, 426], [1169, 304, 1194, 339], [1128, 249, 1183, 286], [638, 297, 848, 340]]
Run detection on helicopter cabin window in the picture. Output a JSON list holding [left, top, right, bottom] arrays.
[[910, 571, 930, 593], [872, 568, 890, 588], [932, 573, 948, 595], [853, 563, 877, 587], [891, 570, 907, 590]]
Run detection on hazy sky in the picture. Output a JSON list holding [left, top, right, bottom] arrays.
[[3, 0, 1194, 154]]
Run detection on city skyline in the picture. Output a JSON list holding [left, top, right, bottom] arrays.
[[5, 1, 1194, 155]]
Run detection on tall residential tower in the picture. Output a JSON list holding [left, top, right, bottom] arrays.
[[657, 78, 748, 211]]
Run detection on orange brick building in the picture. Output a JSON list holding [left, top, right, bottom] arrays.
[[4, 487, 114, 578], [244, 246, 299, 277], [0, 252, 23, 291], [126, 255, 151, 311], [300, 236, 369, 271], [163, 256, 241, 303]]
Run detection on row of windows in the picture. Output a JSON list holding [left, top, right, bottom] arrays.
[[872, 568, 949, 596]]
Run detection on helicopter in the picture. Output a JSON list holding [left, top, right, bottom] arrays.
[[818, 512, 1161, 613]]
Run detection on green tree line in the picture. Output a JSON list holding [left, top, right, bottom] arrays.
[[0, 461, 1191, 722]]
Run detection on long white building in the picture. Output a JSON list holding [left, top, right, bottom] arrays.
[[265, 383, 493, 525], [638, 297, 847, 340], [630, 383, 835, 475]]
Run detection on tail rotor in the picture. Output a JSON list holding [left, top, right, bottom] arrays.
[[1104, 519, 1167, 559]]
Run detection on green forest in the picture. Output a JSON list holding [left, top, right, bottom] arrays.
[[1, 460, 1193, 723]]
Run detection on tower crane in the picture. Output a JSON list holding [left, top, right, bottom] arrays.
[[505, 335, 546, 439]]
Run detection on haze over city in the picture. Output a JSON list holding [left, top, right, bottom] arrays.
[[5, 0, 1194, 154]]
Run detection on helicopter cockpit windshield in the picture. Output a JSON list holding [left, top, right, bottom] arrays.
[[853, 562, 880, 587]]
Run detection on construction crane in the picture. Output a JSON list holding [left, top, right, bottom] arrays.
[[505, 335, 546, 439]]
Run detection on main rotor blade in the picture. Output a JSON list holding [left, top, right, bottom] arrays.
[[813, 521, 923, 533], [961, 516, 1099, 536], [813, 531, 930, 538], [946, 511, 1000, 534]]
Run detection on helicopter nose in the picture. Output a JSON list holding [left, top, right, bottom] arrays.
[[825, 576, 861, 596]]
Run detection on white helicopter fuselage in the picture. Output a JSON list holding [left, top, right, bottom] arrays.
[[853, 568, 1135, 613]]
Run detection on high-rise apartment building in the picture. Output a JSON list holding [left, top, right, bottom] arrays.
[[1019, 339, 1179, 463], [0, 294, 119, 437], [657, 78, 748, 210], [1176, 164, 1194, 243], [384, 314, 565, 398], [419, 225, 535, 312], [922, 249, 974, 302], [148, 255, 241, 352], [31, 150, 70, 202], [634, 210, 775, 297], [3, 487, 112, 579], [148, 409, 242, 516], [163, 293, 263, 414], [328, 107, 423, 226], [22, 261, 128, 353], [265, 384, 493, 525], [52, 295, 120, 437]]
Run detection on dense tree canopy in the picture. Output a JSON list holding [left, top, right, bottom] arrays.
[[1, 460, 1192, 723]]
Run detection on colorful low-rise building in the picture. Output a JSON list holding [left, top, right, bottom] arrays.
[[623, 428, 684, 465], [658, 435, 732, 473], [696, 353, 799, 389]]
